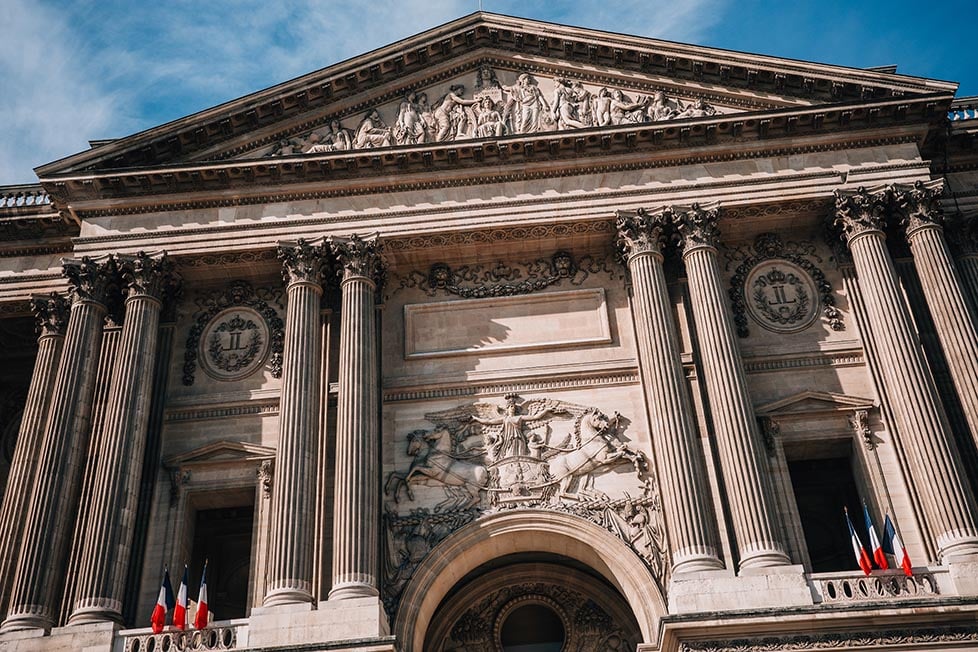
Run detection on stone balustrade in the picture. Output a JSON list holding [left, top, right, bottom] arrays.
[[120, 622, 243, 652], [812, 570, 939, 604]]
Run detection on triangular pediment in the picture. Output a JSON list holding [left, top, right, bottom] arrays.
[[36, 12, 956, 179], [165, 440, 275, 467], [756, 391, 875, 416]]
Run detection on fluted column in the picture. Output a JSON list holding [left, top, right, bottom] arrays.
[[673, 204, 790, 570], [329, 234, 383, 600], [894, 181, 978, 469], [0, 294, 69, 619], [68, 253, 177, 625], [616, 209, 724, 573], [2, 257, 116, 632], [264, 240, 326, 606], [834, 187, 978, 560], [945, 212, 978, 324]]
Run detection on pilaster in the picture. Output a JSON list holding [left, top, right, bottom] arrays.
[[673, 203, 790, 570], [833, 187, 978, 561], [616, 209, 723, 574]]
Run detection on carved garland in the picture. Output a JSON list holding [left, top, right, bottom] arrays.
[[728, 233, 844, 337], [389, 251, 622, 299], [680, 625, 978, 652], [182, 281, 285, 385]]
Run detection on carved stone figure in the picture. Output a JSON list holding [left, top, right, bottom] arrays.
[[647, 91, 677, 121], [553, 78, 590, 129], [394, 93, 427, 145], [434, 85, 478, 142], [353, 109, 393, 148], [503, 73, 552, 133], [474, 96, 506, 138], [472, 393, 564, 461], [326, 119, 353, 151], [609, 89, 648, 125]]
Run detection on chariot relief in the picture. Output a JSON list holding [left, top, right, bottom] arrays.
[[383, 394, 666, 620], [266, 65, 725, 157]]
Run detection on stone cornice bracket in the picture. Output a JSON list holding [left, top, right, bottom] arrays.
[[278, 238, 329, 288], [257, 459, 274, 498], [831, 185, 891, 245], [30, 292, 70, 338], [669, 202, 722, 254], [61, 254, 117, 305], [116, 251, 180, 303], [615, 208, 668, 262], [328, 233, 386, 288], [892, 179, 946, 238]]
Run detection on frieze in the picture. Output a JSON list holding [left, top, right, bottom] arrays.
[[383, 394, 666, 619], [728, 233, 844, 337], [182, 281, 285, 385], [265, 66, 726, 158], [679, 625, 978, 652], [389, 251, 620, 299]]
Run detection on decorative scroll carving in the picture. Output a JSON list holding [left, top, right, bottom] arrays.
[[759, 417, 780, 456], [391, 251, 617, 299], [848, 409, 876, 450], [615, 209, 668, 260], [30, 292, 70, 337], [182, 281, 284, 385], [278, 239, 329, 286], [728, 233, 843, 337], [383, 395, 666, 618], [168, 468, 191, 507], [438, 580, 639, 652], [117, 251, 180, 302], [832, 186, 890, 242], [267, 66, 723, 156], [892, 180, 945, 236], [257, 459, 274, 498], [679, 625, 978, 652], [670, 203, 721, 252], [62, 255, 118, 305], [329, 233, 386, 287]]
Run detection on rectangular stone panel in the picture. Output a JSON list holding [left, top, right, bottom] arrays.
[[404, 288, 611, 359]]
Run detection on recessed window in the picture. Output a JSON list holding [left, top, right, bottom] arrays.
[[500, 603, 565, 652], [788, 456, 863, 573]]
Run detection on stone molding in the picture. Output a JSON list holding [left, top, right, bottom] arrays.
[[679, 625, 978, 652]]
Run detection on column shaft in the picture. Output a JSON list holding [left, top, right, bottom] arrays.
[[264, 259, 323, 605], [0, 295, 68, 619], [69, 252, 173, 624], [617, 212, 723, 573], [330, 236, 382, 600], [672, 204, 789, 569], [2, 262, 111, 632], [848, 230, 978, 558]]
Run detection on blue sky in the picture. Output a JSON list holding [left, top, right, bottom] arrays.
[[1, 0, 974, 185]]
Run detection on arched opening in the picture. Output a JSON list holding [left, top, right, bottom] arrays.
[[500, 603, 565, 651], [395, 509, 664, 652]]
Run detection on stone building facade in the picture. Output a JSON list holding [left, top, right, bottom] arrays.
[[0, 11, 977, 652]]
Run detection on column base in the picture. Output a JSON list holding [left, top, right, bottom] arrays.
[[671, 548, 725, 574], [738, 543, 792, 570], [263, 586, 314, 607], [67, 599, 123, 626], [937, 531, 978, 563], [329, 582, 380, 601], [0, 608, 53, 634]]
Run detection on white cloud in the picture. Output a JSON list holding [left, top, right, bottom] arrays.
[[0, 0, 728, 185]]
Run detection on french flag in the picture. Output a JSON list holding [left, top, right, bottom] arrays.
[[194, 561, 209, 630], [150, 567, 174, 634], [845, 508, 872, 576], [882, 514, 913, 577], [863, 504, 888, 570], [173, 565, 189, 630]]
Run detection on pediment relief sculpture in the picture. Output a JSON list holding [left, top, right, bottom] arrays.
[[383, 394, 666, 620], [265, 65, 731, 157]]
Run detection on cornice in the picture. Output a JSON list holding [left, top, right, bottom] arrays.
[[36, 13, 950, 178], [46, 98, 937, 219]]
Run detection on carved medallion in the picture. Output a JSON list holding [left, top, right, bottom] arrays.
[[198, 307, 270, 381], [745, 261, 819, 333]]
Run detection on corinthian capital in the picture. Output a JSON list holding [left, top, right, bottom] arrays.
[[278, 239, 328, 286], [892, 180, 945, 236], [670, 203, 721, 253], [329, 234, 385, 286], [615, 209, 667, 262], [832, 186, 890, 244], [30, 292, 70, 337], [62, 255, 117, 305], [117, 251, 180, 301]]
